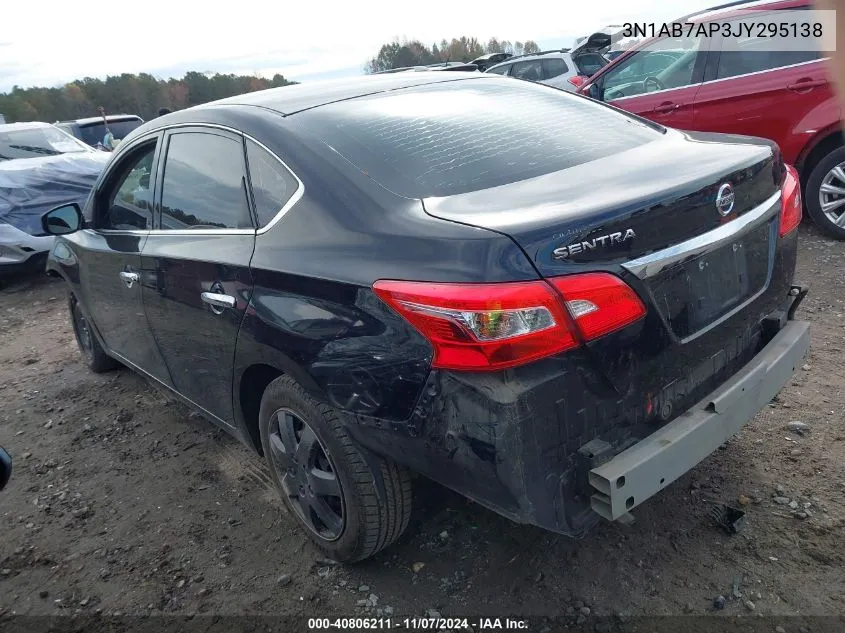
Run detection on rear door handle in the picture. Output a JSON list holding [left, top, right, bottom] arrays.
[[787, 78, 826, 91], [653, 101, 681, 114], [201, 292, 236, 314], [119, 271, 139, 288]]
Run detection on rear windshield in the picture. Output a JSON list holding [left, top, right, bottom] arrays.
[[0, 125, 89, 160], [573, 52, 608, 76], [78, 119, 142, 145], [296, 79, 660, 198]]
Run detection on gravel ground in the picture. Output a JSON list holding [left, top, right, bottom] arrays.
[[0, 223, 843, 628]]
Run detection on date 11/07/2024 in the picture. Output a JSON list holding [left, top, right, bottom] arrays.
[[308, 617, 529, 630]]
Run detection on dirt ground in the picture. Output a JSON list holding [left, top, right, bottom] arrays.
[[0, 222, 843, 627]]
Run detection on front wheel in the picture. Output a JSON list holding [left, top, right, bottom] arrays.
[[804, 145, 845, 240], [259, 375, 412, 562]]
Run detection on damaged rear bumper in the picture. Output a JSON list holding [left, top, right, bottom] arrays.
[[588, 320, 810, 521], [349, 285, 809, 538]]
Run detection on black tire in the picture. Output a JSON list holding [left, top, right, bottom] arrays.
[[804, 144, 845, 240], [69, 294, 120, 373], [259, 374, 412, 563]]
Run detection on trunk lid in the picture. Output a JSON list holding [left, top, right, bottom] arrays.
[[424, 130, 788, 421], [423, 129, 781, 275], [570, 29, 621, 76]]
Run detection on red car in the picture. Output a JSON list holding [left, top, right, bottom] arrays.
[[579, 0, 844, 239]]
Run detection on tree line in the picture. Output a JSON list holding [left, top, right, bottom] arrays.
[[1, 34, 545, 124], [365, 36, 542, 73], [0, 71, 295, 124]]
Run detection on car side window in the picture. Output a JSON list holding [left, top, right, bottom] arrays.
[[487, 64, 511, 76], [159, 132, 252, 230], [245, 139, 300, 228], [512, 60, 543, 81], [601, 36, 704, 99], [100, 141, 156, 231], [715, 17, 820, 80], [542, 58, 568, 79]]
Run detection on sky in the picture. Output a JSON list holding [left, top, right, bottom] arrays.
[[0, 0, 710, 93]]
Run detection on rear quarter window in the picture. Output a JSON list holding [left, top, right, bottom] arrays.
[[486, 64, 511, 76], [296, 80, 662, 198], [245, 139, 301, 227]]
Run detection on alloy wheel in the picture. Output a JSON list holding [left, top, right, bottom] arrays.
[[818, 162, 845, 229], [267, 408, 345, 541]]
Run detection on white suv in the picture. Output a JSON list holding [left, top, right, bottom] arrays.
[[485, 32, 612, 92]]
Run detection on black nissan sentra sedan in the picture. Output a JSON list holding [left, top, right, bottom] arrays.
[[41, 73, 809, 562]]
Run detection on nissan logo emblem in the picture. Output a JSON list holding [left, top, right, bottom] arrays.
[[715, 183, 736, 216]]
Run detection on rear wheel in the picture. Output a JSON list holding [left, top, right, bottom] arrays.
[[69, 295, 120, 373], [804, 145, 845, 240], [259, 374, 412, 562]]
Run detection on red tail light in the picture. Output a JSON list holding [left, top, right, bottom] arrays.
[[779, 164, 802, 237], [548, 273, 646, 340], [373, 273, 646, 371], [568, 75, 586, 89]]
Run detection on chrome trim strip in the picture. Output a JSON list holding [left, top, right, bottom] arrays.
[[93, 228, 257, 236], [611, 82, 703, 103], [256, 176, 305, 235], [621, 190, 781, 279], [696, 58, 827, 87], [245, 135, 306, 235], [95, 122, 305, 236], [149, 228, 256, 236], [88, 229, 147, 236]]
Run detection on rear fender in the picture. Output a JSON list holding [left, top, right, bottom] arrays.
[[233, 279, 433, 426], [784, 97, 842, 168]]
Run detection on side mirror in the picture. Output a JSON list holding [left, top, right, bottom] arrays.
[[587, 83, 601, 100], [0, 446, 11, 491], [139, 173, 151, 189], [42, 203, 83, 235]]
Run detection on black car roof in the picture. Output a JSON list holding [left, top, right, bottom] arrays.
[[204, 73, 489, 116]]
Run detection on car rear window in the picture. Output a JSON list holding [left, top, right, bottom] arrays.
[[572, 53, 607, 76], [78, 119, 142, 145], [295, 79, 661, 198]]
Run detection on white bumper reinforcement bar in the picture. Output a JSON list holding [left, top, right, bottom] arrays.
[[589, 321, 811, 521]]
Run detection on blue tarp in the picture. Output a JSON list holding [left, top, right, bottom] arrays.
[[0, 152, 110, 236]]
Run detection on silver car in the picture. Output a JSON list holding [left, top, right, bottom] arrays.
[[485, 32, 614, 92], [1, 122, 109, 277]]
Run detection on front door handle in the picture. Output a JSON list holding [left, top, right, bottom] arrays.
[[119, 271, 139, 288], [201, 292, 236, 314], [653, 101, 680, 114], [787, 78, 826, 91]]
